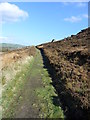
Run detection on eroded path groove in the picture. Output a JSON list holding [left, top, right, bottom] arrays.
[[14, 50, 44, 118], [14, 50, 64, 118]]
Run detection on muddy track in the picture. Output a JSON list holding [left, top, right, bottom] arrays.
[[14, 51, 44, 118], [13, 49, 64, 118]]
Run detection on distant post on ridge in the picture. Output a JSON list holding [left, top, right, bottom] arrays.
[[51, 39, 55, 42]]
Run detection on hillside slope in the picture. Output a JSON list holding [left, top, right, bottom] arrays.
[[37, 27, 90, 119], [1, 46, 35, 69], [0, 43, 25, 52]]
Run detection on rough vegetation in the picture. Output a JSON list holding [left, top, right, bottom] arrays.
[[37, 27, 90, 119], [1, 46, 36, 69], [0, 46, 36, 118]]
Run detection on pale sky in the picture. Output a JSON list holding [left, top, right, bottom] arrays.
[[0, 2, 88, 45]]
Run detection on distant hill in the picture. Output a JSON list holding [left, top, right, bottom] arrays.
[[0, 43, 25, 52]]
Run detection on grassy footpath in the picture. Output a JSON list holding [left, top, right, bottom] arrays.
[[1, 49, 65, 118]]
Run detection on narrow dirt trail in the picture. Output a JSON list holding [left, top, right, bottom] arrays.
[[13, 49, 64, 118], [14, 50, 44, 118]]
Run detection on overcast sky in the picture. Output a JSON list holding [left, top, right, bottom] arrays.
[[0, 2, 88, 45]]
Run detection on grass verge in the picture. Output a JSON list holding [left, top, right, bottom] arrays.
[[1, 56, 34, 118], [35, 52, 65, 118]]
